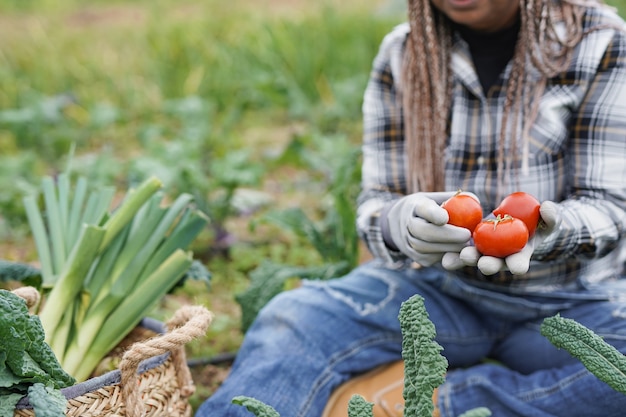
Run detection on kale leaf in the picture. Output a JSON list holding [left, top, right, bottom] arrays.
[[232, 395, 281, 417], [0, 289, 75, 416]]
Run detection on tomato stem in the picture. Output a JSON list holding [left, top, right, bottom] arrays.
[[484, 214, 514, 230]]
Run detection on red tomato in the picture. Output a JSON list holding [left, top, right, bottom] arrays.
[[473, 215, 529, 258], [441, 192, 483, 232], [493, 192, 541, 236]]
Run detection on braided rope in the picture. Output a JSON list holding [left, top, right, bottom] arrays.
[[120, 305, 213, 417], [11, 286, 40, 310]]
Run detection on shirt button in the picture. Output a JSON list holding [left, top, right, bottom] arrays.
[[476, 156, 485, 165]]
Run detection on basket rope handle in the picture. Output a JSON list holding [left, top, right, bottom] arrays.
[[11, 286, 40, 310], [120, 305, 213, 417]]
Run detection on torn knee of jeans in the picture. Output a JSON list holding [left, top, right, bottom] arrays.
[[611, 305, 626, 319], [303, 273, 399, 316]]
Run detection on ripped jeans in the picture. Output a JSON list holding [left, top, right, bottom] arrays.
[[195, 261, 626, 417]]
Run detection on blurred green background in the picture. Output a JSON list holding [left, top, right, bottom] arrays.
[[0, 0, 406, 409]]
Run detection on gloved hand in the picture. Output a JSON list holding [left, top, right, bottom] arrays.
[[444, 201, 561, 275], [384, 192, 473, 266]]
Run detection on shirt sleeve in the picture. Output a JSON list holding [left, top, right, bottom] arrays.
[[355, 24, 411, 264], [536, 27, 626, 262]]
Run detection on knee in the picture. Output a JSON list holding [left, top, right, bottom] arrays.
[[251, 287, 317, 332], [240, 287, 332, 360]]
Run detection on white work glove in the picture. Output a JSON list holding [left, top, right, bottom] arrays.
[[384, 192, 473, 267], [444, 201, 561, 275]]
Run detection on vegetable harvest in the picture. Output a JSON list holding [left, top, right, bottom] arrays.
[[445, 190, 540, 259], [22, 174, 209, 382]]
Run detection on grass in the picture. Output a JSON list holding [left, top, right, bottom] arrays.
[[0, 0, 404, 411]]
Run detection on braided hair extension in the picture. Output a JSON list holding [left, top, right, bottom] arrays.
[[402, 0, 613, 197], [403, 0, 452, 193]]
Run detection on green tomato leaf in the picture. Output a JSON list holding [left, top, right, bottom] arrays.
[[541, 314, 626, 394]]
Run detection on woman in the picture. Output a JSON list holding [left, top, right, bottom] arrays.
[[196, 0, 626, 414]]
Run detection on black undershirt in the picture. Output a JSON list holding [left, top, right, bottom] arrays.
[[453, 17, 521, 93]]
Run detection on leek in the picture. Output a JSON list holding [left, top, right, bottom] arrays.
[[68, 249, 194, 381], [25, 174, 208, 381], [40, 224, 106, 345]]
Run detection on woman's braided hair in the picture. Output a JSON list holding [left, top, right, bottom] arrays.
[[402, 0, 595, 196]]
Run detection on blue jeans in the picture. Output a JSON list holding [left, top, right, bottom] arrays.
[[195, 261, 626, 417]]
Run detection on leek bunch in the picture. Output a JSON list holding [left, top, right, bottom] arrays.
[[23, 174, 209, 382]]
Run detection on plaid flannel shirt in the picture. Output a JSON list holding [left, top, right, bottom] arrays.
[[356, 6, 626, 291]]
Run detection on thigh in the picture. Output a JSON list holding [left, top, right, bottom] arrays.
[[493, 298, 626, 374], [271, 262, 498, 369]]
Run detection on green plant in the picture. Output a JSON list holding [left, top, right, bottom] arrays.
[[266, 133, 362, 265], [0, 289, 75, 417], [129, 96, 265, 257], [236, 133, 361, 332], [232, 396, 280, 417], [0, 260, 41, 286], [236, 260, 351, 332], [0, 151, 44, 238], [398, 295, 448, 417], [347, 395, 374, 417], [0, 1, 399, 244], [541, 314, 626, 394], [23, 174, 209, 381], [0, 93, 81, 164]]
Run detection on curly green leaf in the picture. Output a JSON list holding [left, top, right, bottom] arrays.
[[541, 314, 626, 394], [347, 394, 374, 417], [0, 260, 41, 285], [28, 382, 66, 417], [0, 290, 75, 388], [232, 395, 280, 417], [399, 294, 448, 417], [0, 392, 24, 416]]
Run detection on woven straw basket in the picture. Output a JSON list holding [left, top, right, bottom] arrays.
[[13, 304, 213, 417]]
